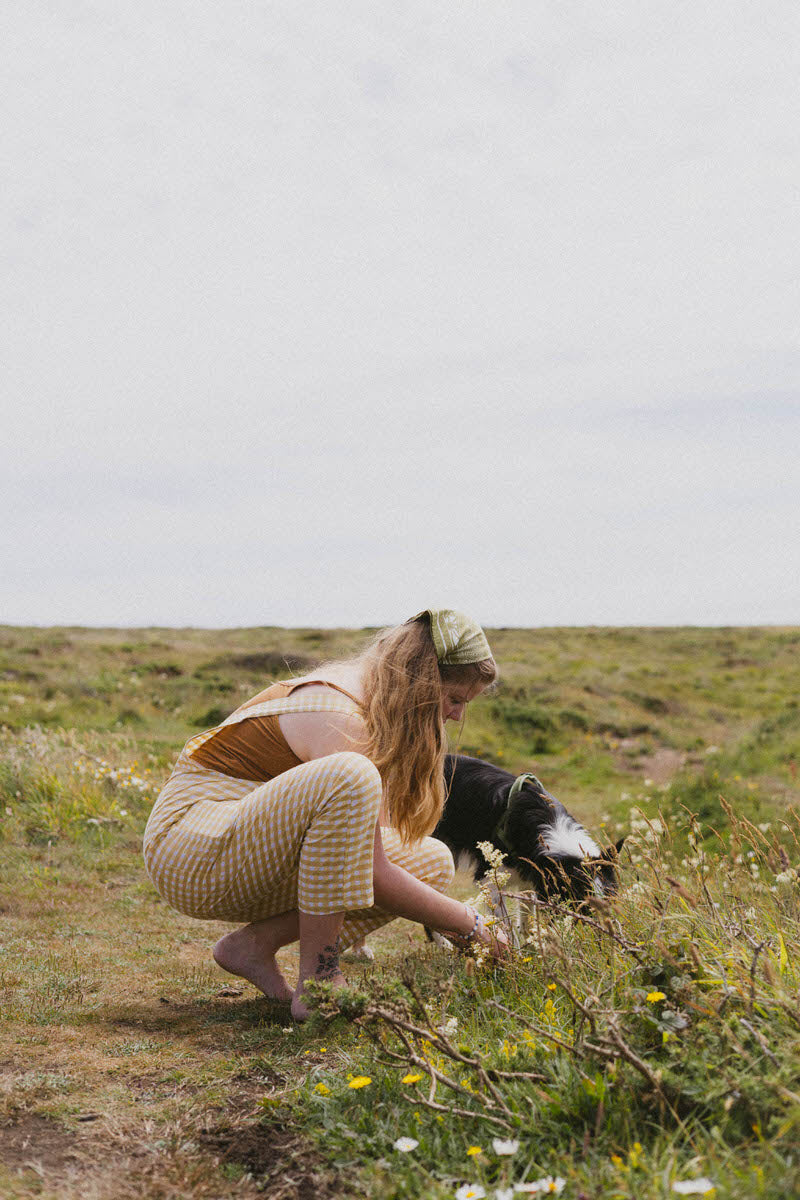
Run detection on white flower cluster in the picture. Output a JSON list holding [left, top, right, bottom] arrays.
[[475, 841, 511, 916], [628, 810, 666, 840], [398, 1136, 565, 1198], [672, 1179, 715, 1195], [455, 1180, 565, 1199], [620, 878, 650, 898], [478, 840, 511, 878], [74, 757, 152, 794]]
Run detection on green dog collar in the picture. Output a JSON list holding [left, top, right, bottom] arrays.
[[493, 772, 548, 854]]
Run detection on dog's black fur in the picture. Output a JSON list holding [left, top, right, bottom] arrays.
[[345, 753, 624, 961], [437, 753, 624, 906]]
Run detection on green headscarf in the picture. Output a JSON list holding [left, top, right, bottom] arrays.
[[412, 609, 493, 666]]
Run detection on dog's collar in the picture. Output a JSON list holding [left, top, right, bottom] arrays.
[[493, 772, 546, 856]]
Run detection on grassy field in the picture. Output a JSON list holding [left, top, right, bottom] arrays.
[[1, 624, 799, 1199]]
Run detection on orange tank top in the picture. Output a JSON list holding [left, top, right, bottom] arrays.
[[189, 680, 362, 781]]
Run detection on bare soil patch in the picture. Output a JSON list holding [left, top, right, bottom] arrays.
[[0, 1112, 82, 1175], [640, 746, 686, 784], [199, 1120, 349, 1199]]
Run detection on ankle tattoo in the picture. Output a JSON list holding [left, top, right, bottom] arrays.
[[315, 940, 340, 980]]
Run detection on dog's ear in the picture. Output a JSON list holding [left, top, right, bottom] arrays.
[[600, 837, 626, 860]]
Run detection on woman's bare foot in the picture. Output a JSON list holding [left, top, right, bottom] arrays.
[[213, 925, 294, 1003]]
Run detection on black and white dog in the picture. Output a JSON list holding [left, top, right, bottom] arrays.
[[438, 753, 624, 911], [346, 753, 623, 959]]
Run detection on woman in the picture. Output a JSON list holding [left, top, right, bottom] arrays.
[[143, 609, 507, 1020]]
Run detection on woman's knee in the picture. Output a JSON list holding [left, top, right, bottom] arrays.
[[326, 752, 382, 808]]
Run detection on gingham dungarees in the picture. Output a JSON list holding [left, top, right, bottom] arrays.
[[142, 690, 454, 949]]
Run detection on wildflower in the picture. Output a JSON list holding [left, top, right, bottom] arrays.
[[439, 1016, 459, 1037], [348, 1076, 371, 1089], [313, 1083, 330, 1095], [466, 1145, 483, 1156], [492, 1138, 519, 1156], [495, 1191, 514, 1200], [478, 841, 507, 871], [546, 983, 556, 991], [393, 1136, 419, 1152], [456, 1187, 486, 1200], [402, 1072, 423, 1083], [672, 1180, 715, 1195], [646, 991, 667, 1003], [514, 1180, 565, 1194]]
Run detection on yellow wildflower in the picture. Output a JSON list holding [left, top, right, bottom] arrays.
[[646, 991, 667, 1002], [313, 1082, 330, 1095], [348, 1076, 371, 1089], [402, 1073, 423, 1083], [466, 1145, 483, 1156]]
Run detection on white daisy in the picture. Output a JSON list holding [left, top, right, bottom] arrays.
[[492, 1139, 520, 1156], [393, 1137, 419, 1153]]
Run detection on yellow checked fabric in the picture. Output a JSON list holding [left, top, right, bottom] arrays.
[[339, 826, 454, 949], [142, 690, 455, 939]]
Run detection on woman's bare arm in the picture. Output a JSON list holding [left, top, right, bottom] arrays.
[[371, 827, 508, 962], [279, 693, 391, 820]]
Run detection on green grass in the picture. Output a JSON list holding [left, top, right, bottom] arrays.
[[1, 624, 799, 1198]]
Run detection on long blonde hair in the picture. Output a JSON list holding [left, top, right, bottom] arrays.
[[359, 616, 497, 843]]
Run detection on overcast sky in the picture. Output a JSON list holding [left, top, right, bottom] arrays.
[[3, 1, 799, 628]]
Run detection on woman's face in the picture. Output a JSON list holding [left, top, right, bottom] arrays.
[[440, 678, 487, 723]]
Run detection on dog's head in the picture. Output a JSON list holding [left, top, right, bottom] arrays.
[[498, 777, 624, 907], [519, 841, 625, 908]]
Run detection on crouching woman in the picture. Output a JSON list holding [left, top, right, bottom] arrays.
[[143, 609, 508, 1019]]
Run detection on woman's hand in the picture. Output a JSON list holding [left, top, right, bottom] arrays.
[[370, 831, 510, 962], [446, 905, 511, 962], [474, 916, 511, 962]]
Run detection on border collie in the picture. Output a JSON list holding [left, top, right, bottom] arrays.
[[438, 753, 624, 910], [345, 754, 623, 960]]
